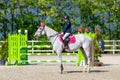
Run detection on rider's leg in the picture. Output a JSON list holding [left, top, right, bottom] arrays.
[[62, 33, 70, 48]]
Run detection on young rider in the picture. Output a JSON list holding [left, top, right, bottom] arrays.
[[61, 16, 71, 49]]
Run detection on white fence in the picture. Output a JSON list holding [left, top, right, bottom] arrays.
[[27, 40, 53, 55], [0, 40, 120, 54], [103, 40, 120, 54]]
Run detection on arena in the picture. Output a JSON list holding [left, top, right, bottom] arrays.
[[0, 54, 120, 80]]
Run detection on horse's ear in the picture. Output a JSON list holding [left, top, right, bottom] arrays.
[[39, 22, 45, 28]]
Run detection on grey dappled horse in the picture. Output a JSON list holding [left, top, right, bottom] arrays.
[[34, 25, 94, 74]]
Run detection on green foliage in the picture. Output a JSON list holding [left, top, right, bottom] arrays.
[[0, 0, 120, 40], [0, 41, 8, 60], [94, 26, 101, 60]]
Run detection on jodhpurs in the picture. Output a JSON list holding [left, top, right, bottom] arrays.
[[62, 33, 71, 40]]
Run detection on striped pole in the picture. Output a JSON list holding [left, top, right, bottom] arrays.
[[20, 60, 76, 63]]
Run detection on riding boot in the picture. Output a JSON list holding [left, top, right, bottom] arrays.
[[64, 40, 68, 49]]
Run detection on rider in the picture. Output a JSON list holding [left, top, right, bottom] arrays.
[[61, 15, 72, 49]]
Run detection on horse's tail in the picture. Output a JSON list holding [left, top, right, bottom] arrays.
[[90, 40, 94, 67]]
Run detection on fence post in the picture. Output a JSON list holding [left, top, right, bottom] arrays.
[[113, 40, 115, 54], [32, 40, 34, 54]]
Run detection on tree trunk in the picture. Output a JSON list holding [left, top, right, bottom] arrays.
[[3, 22, 7, 39]]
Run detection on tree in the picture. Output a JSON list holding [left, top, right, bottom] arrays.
[[0, 0, 119, 40], [0, 0, 9, 39]]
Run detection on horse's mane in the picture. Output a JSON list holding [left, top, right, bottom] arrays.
[[45, 26, 58, 36]]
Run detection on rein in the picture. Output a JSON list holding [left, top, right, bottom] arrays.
[[48, 33, 59, 45]]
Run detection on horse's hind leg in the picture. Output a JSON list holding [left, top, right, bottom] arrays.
[[83, 46, 91, 73], [80, 47, 87, 72], [86, 53, 91, 72]]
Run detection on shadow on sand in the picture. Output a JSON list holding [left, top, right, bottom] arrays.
[[66, 70, 109, 74], [102, 64, 118, 66]]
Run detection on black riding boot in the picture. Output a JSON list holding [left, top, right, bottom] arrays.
[[64, 40, 68, 49]]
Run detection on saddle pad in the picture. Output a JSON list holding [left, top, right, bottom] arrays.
[[68, 35, 76, 43], [59, 35, 76, 44]]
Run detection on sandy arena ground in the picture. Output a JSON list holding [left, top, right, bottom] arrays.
[[0, 54, 120, 80]]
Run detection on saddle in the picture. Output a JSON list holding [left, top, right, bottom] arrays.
[[59, 34, 76, 44]]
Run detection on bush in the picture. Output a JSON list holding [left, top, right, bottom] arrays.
[[0, 41, 8, 60]]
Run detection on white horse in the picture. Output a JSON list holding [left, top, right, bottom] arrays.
[[34, 25, 94, 74]]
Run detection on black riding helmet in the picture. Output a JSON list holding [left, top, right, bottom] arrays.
[[64, 16, 69, 20]]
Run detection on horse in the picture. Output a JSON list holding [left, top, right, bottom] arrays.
[[34, 25, 94, 74]]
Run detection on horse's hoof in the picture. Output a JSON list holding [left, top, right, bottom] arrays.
[[61, 68, 64, 74], [87, 69, 90, 73], [87, 67, 91, 72], [58, 70, 63, 74], [59, 70, 63, 74]]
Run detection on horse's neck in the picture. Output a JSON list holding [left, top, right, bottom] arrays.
[[45, 26, 58, 44]]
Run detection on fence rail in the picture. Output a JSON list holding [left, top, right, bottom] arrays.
[[0, 40, 120, 54], [103, 40, 120, 54]]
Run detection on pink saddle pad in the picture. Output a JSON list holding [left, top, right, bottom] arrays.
[[59, 35, 76, 44], [68, 35, 76, 43]]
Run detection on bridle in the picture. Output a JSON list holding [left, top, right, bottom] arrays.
[[39, 27, 45, 35]]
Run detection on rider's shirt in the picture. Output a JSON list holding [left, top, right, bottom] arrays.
[[62, 20, 71, 34]]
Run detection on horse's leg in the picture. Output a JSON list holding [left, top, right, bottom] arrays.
[[80, 47, 87, 72], [90, 41, 94, 67], [86, 41, 94, 72], [56, 50, 63, 74], [83, 47, 91, 73], [60, 63, 64, 74], [87, 55, 91, 73], [83, 46, 91, 72]]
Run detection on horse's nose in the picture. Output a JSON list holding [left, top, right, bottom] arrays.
[[34, 34, 38, 38], [34, 33, 40, 39], [34, 34, 36, 37]]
